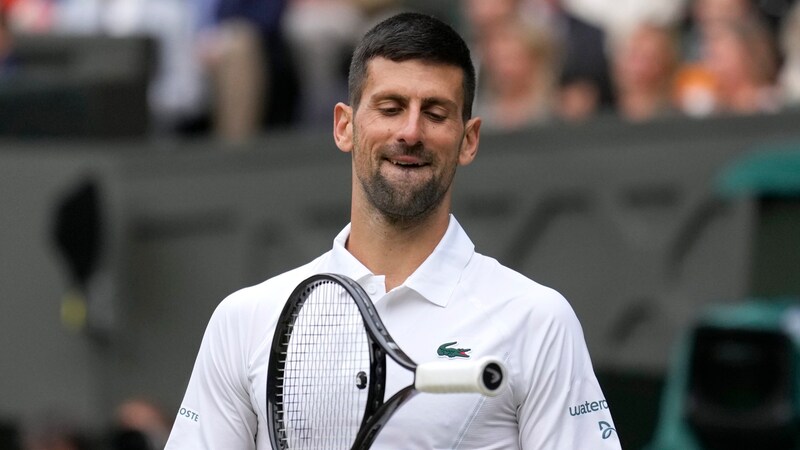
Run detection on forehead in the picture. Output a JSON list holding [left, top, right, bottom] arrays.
[[361, 57, 465, 107]]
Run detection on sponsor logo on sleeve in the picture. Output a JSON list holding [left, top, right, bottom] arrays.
[[178, 406, 200, 423], [567, 399, 616, 439], [567, 398, 610, 417], [599, 421, 616, 439]]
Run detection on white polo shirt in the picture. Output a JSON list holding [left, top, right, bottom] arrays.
[[166, 216, 621, 449]]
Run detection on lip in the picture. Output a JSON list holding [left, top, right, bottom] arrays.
[[387, 154, 427, 166]]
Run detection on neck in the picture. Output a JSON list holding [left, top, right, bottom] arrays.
[[347, 195, 451, 291]]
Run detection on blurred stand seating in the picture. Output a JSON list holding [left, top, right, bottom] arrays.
[[0, 34, 153, 138], [647, 147, 800, 450]]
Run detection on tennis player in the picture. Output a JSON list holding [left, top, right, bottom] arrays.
[[166, 12, 620, 449]]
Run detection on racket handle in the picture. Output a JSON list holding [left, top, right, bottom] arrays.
[[414, 356, 507, 397]]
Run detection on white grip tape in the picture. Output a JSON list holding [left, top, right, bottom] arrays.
[[414, 356, 507, 397]]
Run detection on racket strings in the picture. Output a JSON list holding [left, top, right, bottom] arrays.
[[278, 281, 371, 449]]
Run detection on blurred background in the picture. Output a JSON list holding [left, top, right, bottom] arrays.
[[1, 0, 800, 449]]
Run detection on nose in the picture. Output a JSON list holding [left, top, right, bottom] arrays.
[[396, 109, 423, 147]]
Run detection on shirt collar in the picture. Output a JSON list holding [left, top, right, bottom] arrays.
[[326, 215, 475, 308], [328, 223, 374, 284]]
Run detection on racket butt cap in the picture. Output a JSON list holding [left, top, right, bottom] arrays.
[[414, 356, 507, 396]]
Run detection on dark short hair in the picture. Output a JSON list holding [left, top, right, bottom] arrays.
[[348, 12, 476, 122]]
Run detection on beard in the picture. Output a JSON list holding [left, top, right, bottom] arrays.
[[356, 141, 454, 224]]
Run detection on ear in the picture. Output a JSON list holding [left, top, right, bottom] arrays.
[[333, 102, 354, 153], [459, 117, 481, 166]]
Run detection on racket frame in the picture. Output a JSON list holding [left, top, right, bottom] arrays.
[[266, 273, 418, 450]]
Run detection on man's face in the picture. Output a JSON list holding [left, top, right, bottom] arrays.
[[335, 57, 480, 222]]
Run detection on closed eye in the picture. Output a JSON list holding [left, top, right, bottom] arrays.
[[379, 107, 402, 116], [425, 111, 447, 122]]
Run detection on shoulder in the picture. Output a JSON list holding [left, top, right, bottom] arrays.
[[224, 264, 315, 310], [465, 253, 582, 330], [206, 255, 327, 334]]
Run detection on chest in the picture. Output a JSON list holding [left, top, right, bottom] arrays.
[[249, 293, 521, 449]]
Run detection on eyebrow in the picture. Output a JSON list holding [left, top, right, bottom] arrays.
[[422, 96, 459, 112], [371, 91, 459, 112]]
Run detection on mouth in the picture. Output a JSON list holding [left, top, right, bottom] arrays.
[[389, 160, 425, 168], [385, 154, 429, 168]]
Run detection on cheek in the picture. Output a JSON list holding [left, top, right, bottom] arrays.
[[352, 138, 382, 177]]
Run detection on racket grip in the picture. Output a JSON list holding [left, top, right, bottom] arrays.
[[414, 356, 507, 397]]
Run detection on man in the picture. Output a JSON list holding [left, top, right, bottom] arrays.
[[166, 12, 620, 449]]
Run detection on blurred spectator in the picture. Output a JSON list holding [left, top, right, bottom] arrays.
[[551, 7, 611, 122], [4, 0, 54, 32], [7, 0, 206, 134], [683, 0, 760, 61], [21, 410, 91, 450], [6, 0, 206, 135], [196, 0, 299, 142], [672, 62, 718, 117], [461, 0, 520, 41], [675, 0, 782, 118], [675, 17, 780, 116], [474, 19, 557, 130], [688, 0, 791, 42], [690, 0, 755, 27], [283, 0, 401, 127], [461, 0, 612, 124], [6, 0, 297, 141], [540, 0, 687, 122], [557, 73, 602, 121], [562, 0, 688, 33], [779, 1, 800, 107], [0, 1, 16, 75], [541, 0, 613, 122], [610, 23, 680, 122], [109, 398, 171, 450]]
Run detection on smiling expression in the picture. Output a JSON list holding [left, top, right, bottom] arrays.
[[335, 57, 480, 223]]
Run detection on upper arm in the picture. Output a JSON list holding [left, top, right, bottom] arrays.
[[516, 293, 621, 449], [165, 298, 258, 450]]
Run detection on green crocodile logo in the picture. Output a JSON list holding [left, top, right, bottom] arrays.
[[437, 341, 471, 358]]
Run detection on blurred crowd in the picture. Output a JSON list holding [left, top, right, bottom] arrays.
[[0, 2, 798, 448], [0, 0, 799, 140], [466, 0, 800, 129], [4, 398, 171, 450]]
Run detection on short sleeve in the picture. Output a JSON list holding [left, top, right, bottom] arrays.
[[517, 296, 622, 449], [165, 298, 258, 449]]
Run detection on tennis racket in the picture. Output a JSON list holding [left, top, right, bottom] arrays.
[[266, 273, 507, 450]]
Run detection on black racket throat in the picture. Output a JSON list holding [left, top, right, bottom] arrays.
[[332, 274, 417, 370], [352, 385, 417, 448], [266, 273, 418, 450]]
